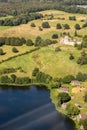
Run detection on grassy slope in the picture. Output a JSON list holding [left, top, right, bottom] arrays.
[[0, 45, 87, 78], [0, 10, 87, 38]]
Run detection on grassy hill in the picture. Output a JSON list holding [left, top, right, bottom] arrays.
[[0, 44, 87, 78], [0, 10, 87, 38], [0, 10, 87, 78]]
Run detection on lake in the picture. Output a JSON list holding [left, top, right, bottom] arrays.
[[0, 86, 76, 130]]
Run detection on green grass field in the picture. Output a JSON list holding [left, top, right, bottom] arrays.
[[0, 10, 87, 38], [0, 45, 87, 78]]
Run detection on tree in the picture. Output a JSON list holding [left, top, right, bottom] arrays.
[[58, 92, 71, 104], [0, 75, 12, 83], [63, 75, 75, 84], [42, 22, 50, 28], [69, 53, 74, 60], [75, 24, 81, 30], [69, 16, 76, 21], [0, 48, 4, 55], [74, 30, 78, 36], [52, 34, 58, 39], [84, 92, 87, 102], [66, 103, 80, 117], [12, 47, 19, 53], [56, 23, 62, 29], [35, 36, 44, 46], [30, 22, 36, 27], [26, 39, 34, 46], [63, 24, 70, 29], [32, 68, 39, 76], [11, 74, 17, 83], [76, 72, 87, 81]]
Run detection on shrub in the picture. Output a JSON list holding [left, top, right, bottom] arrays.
[[30, 22, 36, 27], [0, 48, 4, 55], [69, 53, 74, 60], [63, 75, 75, 84], [26, 39, 34, 46], [12, 47, 19, 53], [56, 23, 62, 29], [58, 92, 71, 104], [63, 24, 70, 29], [75, 24, 81, 30], [39, 26, 43, 31], [52, 34, 58, 39], [42, 22, 50, 28]]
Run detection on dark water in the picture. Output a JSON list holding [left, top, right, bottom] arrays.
[[0, 86, 76, 130]]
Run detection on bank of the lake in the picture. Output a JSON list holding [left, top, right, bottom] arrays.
[[50, 88, 81, 130], [0, 85, 76, 130]]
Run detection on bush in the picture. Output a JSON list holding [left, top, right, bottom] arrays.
[[84, 92, 87, 102], [42, 22, 50, 28], [63, 24, 70, 29], [26, 39, 34, 46], [69, 16, 76, 21], [69, 53, 74, 60], [52, 34, 58, 39], [58, 92, 71, 104], [39, 26, 43, 31], [12, 47, 19, 53], [75, 24, 81, 30], [56, 23, 62, 29], [76, 72, 87, 81], [0, 48, 4, 55], [63, 75, 75, 84], [30, 22, 36, 27]]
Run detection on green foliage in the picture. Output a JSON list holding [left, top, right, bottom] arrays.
[[56, 23, 62, 29], [63, 75, 75, 84], [26, 39, 34, 46], [84, 92, 87, 102], [77, 50, 87, 65], [15, 77, 31, 84], [30, 22, 36, 27], [12, 47, 19, 53], [82, 35, 87, 48], [58, 92, 71, 104], [63, 24, 70, 29], [66, 103, 80, 117], [69, 16, 76, 21], [76, 72, 87, 81], [0, 75, 12, 83], [42, 22, 50, 28], [39, 26, 43, 31], [0, 48, 4, 55], [32, 68, 39, 76], [52, 34, 58, 39], [11, 74, 17, 83], [69, 53, 74, 60], [35, 36, 44, 47], [75, 24, 81, 30], [36, 71, 52, 84], [82, 23, 87, 28]]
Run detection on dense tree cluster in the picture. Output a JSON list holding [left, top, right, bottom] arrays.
[[32, 68, 52, 84], [0, 13, 43, 26], [58, 92, 71, 104]]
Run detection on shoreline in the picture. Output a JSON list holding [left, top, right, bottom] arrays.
[[0, 83, 83, 130]]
